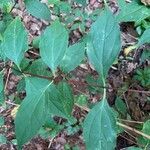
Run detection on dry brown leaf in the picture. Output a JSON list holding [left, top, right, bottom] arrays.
[[141, 0, 150, 5]]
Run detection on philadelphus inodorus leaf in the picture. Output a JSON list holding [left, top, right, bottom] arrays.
[[117, 0, 150, 23], [0, 71, 4, 104], [15, 77, 74, 149], [138, 28, 150, 46], [47, 81, 74, 119], [60, 42, 85, 73], [24, 0, 51, 21], [39, 20, 68, 74], [3, 17, 28, 68], [83, 99, 117, 150], [15, 77, 52, 149], [87, 9, 121, 79]]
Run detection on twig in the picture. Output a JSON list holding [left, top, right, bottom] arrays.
[[9, 0, 17, 13], [4, 62, 13, 92], [119, 134, 142, 148], [117, 118, 143, 124], [117, 122, 150, 140], [5, 68, 149, 95], [5, 100, 18, 106], [125, 130, 137, 140], [24, 71, 53, 80], [69, 79, 150, 95], [48, 137, 55, 149], [75, 103, 90, 112], [127, 33, 138, 40], [12, 66, 53, 80], [74, 89, 89, 97], [128, 89, 150, 94], [123, 94, 130, 112], [28, 50, 39, 56]]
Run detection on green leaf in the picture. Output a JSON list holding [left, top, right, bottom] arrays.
[[134, 67, 150, 88], [75, 95, 88, 107], [48, 0, 60, 5], [138, 28, 150, 46], [15, 78, 74, 148], [87, 9, 121, 78], [0, 42, 6, 61], [137, 120, 150, 147], [0, 0, 14, 13], [83, 99, 117, 150], [0, 13, 13, 34], [142, 120, 150, 138], [0, 134, 7, 144], [61, 42, 85, 73], [13, 58, 52, 77], [15, 77, 52, 148], [3, 17, 28, 68], [0, 72, 4, 105], [0, 72, 4, 93], [141, 49, 150, 63], [117, 0, 150, 23], [24, 0, 51, 21], [39, 20, 68, 74], [115, 97, 127, 116], [0, 21, 5, 35], [75, 0, 87, 6], [32, 36, 40, 48], [126, 147, 142, 150], [17, 78, 25, 92], [11, 139, 17, 145], [0, 116, 4, 126], [138, 136, 150, 148], [56, 2, 71, 14], [26, 59, 52, 77], [47, 82, 74, 119], [38, 116, 64, 138]]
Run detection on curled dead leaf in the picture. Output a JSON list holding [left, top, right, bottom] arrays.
[[141, 0, 150, 5], [11, 105, 20, 118], [124, 45, 137, 56]]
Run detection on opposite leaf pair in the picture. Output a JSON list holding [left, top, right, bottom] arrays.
[[15, 77, 74, 149], [2, 17, 85, 74], [39, 20, 85, 74], [83, 8, 121, 150]]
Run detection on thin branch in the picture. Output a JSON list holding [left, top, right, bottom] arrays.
[[117, 122, 150, 140], [74, 88, 89, 96], [125, 130, 137, 140], [6, 67, 150, 95], [128, 89, 150, 94], [4, 62, 13, 92], [48, 137, 55, 149], [69, 79, 150, 94], [5, 100, 18, 106], [123, 94, 130, 112], [119, 134, 142, 148], [23, 71, 53, 80], [75, 103, 90, 112], [28, 50, 39, 56], [117, 118, 143, 124], [12, 66, 53, 80], [9, 0, 17, 13]]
